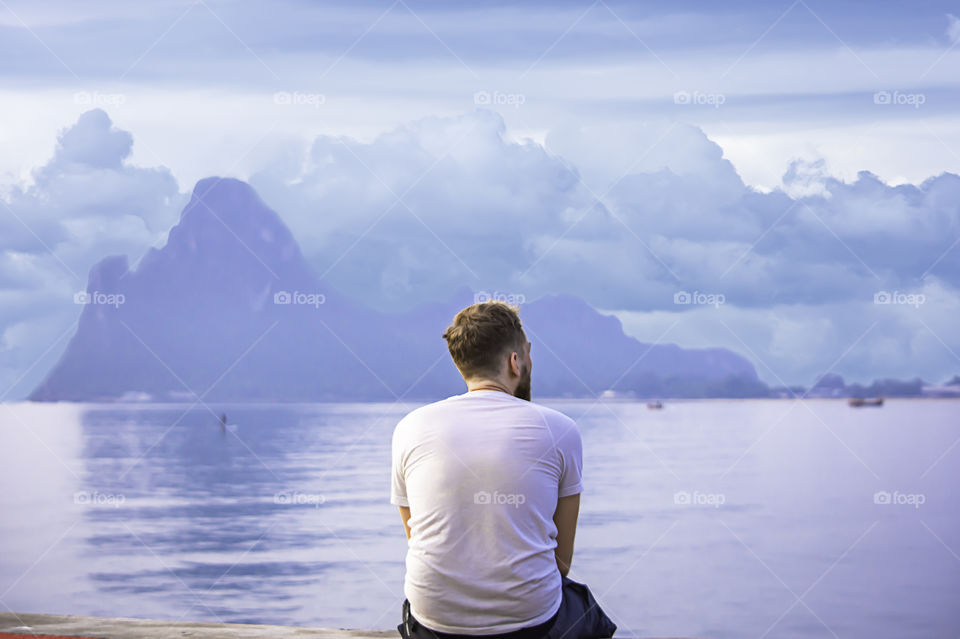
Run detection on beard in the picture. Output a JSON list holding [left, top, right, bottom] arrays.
[[514, 361, 532, 401]]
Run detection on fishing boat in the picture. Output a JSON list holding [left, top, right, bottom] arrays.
[[848, 397, 884, 407]]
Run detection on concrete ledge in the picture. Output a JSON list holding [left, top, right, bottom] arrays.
[[0, 613, 697, 639], [0, 613, 397, 638]]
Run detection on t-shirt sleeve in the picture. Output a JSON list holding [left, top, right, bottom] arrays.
[[390, 421, 409, 507], [557, 418, 584, 498]]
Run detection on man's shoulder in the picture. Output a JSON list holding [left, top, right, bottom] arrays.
[[529, 402, 579, 435], [529, 401, 576, 424], [395, 395, 464, 430]]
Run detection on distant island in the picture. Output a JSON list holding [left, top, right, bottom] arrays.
[[775, 373, 960, 400], [29, 177, 761, 403], [29, 177, 957, 403]]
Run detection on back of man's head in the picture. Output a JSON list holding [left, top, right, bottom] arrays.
[[442, 301, 525, 380]]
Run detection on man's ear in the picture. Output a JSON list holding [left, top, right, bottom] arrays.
[[509, 350, 522, 377]]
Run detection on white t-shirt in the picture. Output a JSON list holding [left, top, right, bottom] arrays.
[[390, 389, 584, 635]]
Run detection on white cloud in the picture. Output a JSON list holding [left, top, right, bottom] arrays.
[[0, 109, 185, 398], [244, 110, 960, 315]]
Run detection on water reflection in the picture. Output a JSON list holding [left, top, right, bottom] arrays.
[[0, 399, 958, 636]]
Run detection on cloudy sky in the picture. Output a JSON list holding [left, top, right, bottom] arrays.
[[1, 0, 959, 397]]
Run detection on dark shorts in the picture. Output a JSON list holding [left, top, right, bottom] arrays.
[[397, 576, 617, 639]]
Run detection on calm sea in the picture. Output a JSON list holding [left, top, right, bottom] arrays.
[[1, 399, 957, 638]]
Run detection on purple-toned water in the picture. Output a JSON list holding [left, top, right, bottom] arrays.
[[1, 399, 957, 638]]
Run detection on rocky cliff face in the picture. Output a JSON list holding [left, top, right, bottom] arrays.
[[31, 177, 762, 402]]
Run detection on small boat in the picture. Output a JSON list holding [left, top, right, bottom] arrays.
[[848, 397, 884, 407], [647, 400, 664, 410]]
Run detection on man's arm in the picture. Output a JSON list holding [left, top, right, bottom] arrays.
[[553, 493, 580, 577], [398, 505, 412, 540]]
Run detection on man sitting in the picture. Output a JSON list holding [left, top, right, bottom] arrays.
[[391, 300, 617, 639]]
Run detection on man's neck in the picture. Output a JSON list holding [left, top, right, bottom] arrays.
[[466, 380, 512, 394]]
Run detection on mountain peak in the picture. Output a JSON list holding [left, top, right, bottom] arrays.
[[159, 177, 305, 275], [180, 176, 278, 228], [188, 177, 259, 209]]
